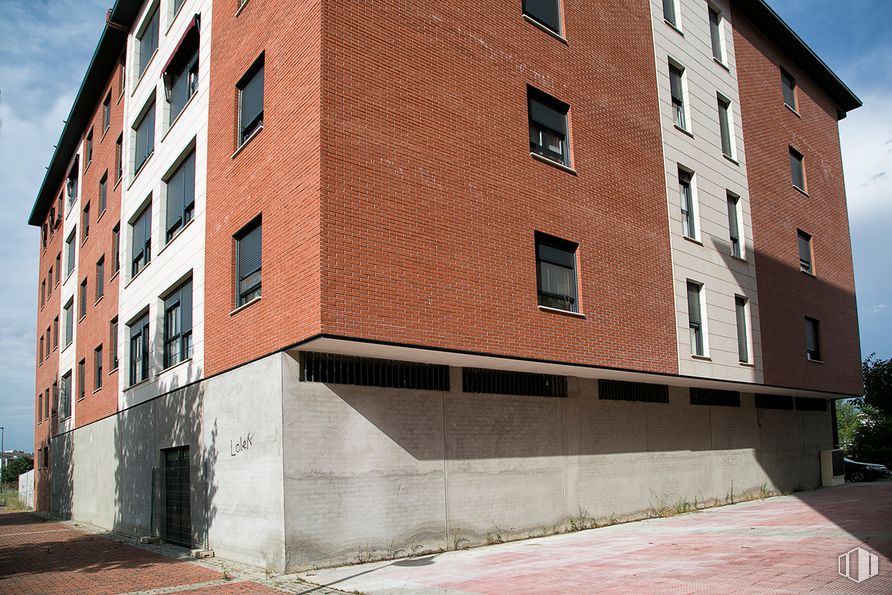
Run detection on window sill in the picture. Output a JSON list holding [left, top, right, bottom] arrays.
[[81, 235, 89, 247], [664, 19, 683, 35], [159, 219, 195, 255], [109, 366, 119, 375], [78, 315, 86, 324], [739, 361, 754, 367], [128, 152, 155, 189], [125, 263, 151, 289], [100, 126, 110, 144], [162, 93, 198, 142], [158, 357, 192, 377], [784, 103, 801, 118], [793, 185, 809, 197], [674, 124, 694, 138], [84, 160, 93, 176], [730, 253, 747, 263], [113, 176, 123, 191], [722, 153, 739, 166], [97, 208, 107, 224], [713, 57, 730, 72], [807, 357, 824, 364], [65, 270, 74, 285], [530, 152, 577, 175], [522, 14, 568, 44], [62, 342, 72, 353], [166, 2, 188, 34], [92, 386, 103, 395], [232, 125, 264, 159], [131, 49, 159, 97], [800, 269, 816, 278], [538, 305, 586, 319], [126, 378, 151, 391], [110, 269, 120, 283], [235, 0, 250, 17], [230, 296, 261, 316], [94, 295, 104, 307], [691, 354, 712, 361], [682, 235, 703, 246]]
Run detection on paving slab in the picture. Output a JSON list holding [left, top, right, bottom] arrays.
[[300, 483, 892, 594]]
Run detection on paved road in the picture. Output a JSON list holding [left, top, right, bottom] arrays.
[[301, 483, 892, 594]]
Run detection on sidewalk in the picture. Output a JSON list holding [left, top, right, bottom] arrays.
[[299, 482, 892, 594]]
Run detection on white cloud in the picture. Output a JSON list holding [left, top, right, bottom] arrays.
[[841, 93, 892, 224]]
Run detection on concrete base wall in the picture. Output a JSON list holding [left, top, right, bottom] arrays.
[[46, 352, 833, 574], [279, 355, 832, 571]]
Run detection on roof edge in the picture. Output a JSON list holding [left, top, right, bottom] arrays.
[[732, 0, 862, 118]]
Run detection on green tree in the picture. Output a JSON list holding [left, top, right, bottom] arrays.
[[848, 354, 892, 467], [835, 399, 861, 451], [1, 456, 33, 484]]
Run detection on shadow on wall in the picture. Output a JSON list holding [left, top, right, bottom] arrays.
[[109, 366, 218, 549]]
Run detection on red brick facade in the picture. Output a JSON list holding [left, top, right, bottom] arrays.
[[732, 10, 862, 395], [203, 0, 323, 376], [74, 64, 125, 426], [203, 0, 680, 376]]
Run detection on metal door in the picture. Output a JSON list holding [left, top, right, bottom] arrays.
[[163, 446, 191, 547]]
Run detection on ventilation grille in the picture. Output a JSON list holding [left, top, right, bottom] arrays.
[[299, 352, 450, 391], [462, 368, 567, 398], [795, 397, 828, 411], [755, 394, 794, 410], [598, 379, 669, 403], [690, 387, 740, 407]]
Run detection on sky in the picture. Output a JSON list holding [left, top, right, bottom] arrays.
[[0, 1, 890, 452]]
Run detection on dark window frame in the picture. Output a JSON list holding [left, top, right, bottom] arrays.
[[528, 87, 571, 167], [789, 146, 806, 191], [669, 63, 687, 130], [781, 69, 797, 111], [798, 229, 813, 274], [129, 312, 150, 386], [687, 280, 705, 356], [709, 6, 724, 63], [805, 317, 821, 361], [94, 345, 104, 390], [133, 100, 156, 174], [235, 217, 262, 307], [131, 203, 152, 278], [735, 295, 749, 363], [522, 0, 562, 35], [237, 54, 265, 146], [165, 149, 196, 242], [535, 232, 579, 313], [137, 5, 160, 79], [727, 192, 741, 258], [163, 278, 193, 369]]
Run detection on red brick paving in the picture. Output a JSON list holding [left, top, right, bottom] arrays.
[[0, 512, 276, 594]]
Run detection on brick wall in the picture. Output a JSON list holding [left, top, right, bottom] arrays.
[[75, 64, 125, 427], [203, 0, 323, 376], [316, 0, 679, 374], [732, 11, 861, 394]]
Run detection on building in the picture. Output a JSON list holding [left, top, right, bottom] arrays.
[[28, 0, 862, 573]]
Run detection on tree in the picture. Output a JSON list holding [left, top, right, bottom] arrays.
[[1, 456, 33, 484], [835, 399, 860, 451], [847, 354, 892, 467]]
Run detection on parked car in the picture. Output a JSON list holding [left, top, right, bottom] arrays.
[[844, 458, 891, 482]]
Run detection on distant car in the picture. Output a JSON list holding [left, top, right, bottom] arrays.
[[844, 458, 891, 482]]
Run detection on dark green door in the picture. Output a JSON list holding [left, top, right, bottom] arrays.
[[163, 446, 191, 547]]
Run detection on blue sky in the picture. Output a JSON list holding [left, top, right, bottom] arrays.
[[0, 0, 890, 452]]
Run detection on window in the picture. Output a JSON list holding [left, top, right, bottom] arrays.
[[38, 393, 43, 423], [798, 230, 813, 274], [805, 317, 821, 361], [462, 367, 567, 398], [735, 296, 749, 363], [119, 51, 127, 97], [237, 55, 265, 145], [789, 147, 805, 191], [781, 69, 797, 111], [129, 312, 150, 386], [39, 337, 44, 362], [85, 129, 93, 166], [63, 299, 74, 347], [165, 149, 196, 241], [678, 168, 697, 239], [755, 394, 794, 410], [709, 7, 724, 63], [50, 383, 56, 419], [65, 229, 76, 277], [110, 317, 119, 370], [669, 63, 687, 130], [522, 0, 561, 35], [173, 0, 186, 14], [235, 218, 262, 306], [41, 280, 46, 307], [133, 101, 156, 173], [45, 328, 51, 358], [115, 134, 123, 182], [687, 281, 705, 356], [55, 253, 61, 285], [598, 379, 669, 404], [300, 352, 451, 392], [727, 192, 741, 258], [66, 158, 79, 204], [535, 232, 578, 313], [165, 25, 199, 123], [53, 316, 59, 349], [79, 279, 88, 320], [137, 6, 159, 78], [691, 388, 740, 407], [112, 224, 121, 273], [96, 257, 105, 300], [663, 0, 679, 27], [56, 194, 64, 226], [163, 278, 193, 369], [60, 372, 72, 418], [99, 172, 108, 213], [103, 92, 112, 132], [717, 96, 734, 158], [131, 203, 152, 277], [94, 345, 103, 390], [528, 88, 570, 166], [78, 359, 86, 400], [82, 202, 90, 240], [47, 269, 53, 297]]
